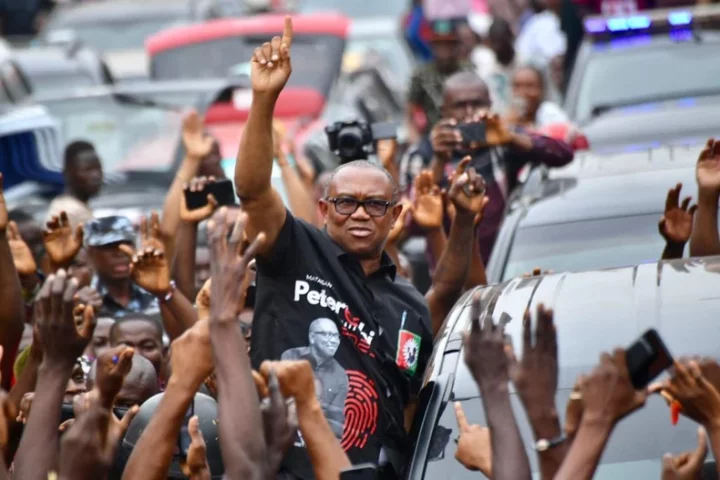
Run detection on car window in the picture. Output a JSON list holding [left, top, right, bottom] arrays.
[[29, 73, 97, 96], [502, 214, 664, 281], [42, 95, 185, 172], [296, 0, 405, 18], [575, 41, 720, 121], [150, 34, 344, 96], [47, 18, 186, 52]]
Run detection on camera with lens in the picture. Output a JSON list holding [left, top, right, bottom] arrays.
[[325, 120, 396, 163]]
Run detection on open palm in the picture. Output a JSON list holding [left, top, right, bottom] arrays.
[[43, 212, 83, 267], [120, 246, 170, 297], [251, 17, 294, 95], [696, 139, 720, 192], [7, 222, 36, 276], [659, 184, 696, 245], [412, 171, 443, 229]]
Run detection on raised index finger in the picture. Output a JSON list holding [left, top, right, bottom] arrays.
[[282, 16, 294, 50], [454, 402, 469, 432]]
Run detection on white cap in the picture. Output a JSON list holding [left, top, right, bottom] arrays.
[[469, 12, 492, 36]]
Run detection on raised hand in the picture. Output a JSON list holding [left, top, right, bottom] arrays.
[[34, 270, 96, 368], [463, 293, 510, 392], [387, 199, 411, 245], [58, 403, 116, 480], [564, 377, 584, 439], [7, 221, 37, 276], [16, 392, 34, 424], [75, 286, 102, 311], [655, 360, 720, 429], [181, 177, 219, 224], [581, 349, 646, 427], [183, 110, 214, 160], [447, 156, 489, 217], [119, 246, 171, 297], [138, 211, 165, 251], [251, 16, 294, 96], [660, 427, 707, 480], [376, 138, 398, 170], [43, 211, 84, 268], [454, 402, 492, 476], [259, 360, 316, 406], [181, 416, 211, 480], [510, 305, 558, 421], [659, 183, 696, 245], [208, 208, 265, 324], [261, 370, 298, 475], [696, 138, 720, 193], [412, 170, 444, 229], [94, 345, 135, 407]]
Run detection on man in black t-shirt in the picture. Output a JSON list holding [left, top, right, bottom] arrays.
[[233, 18, 482, 479]]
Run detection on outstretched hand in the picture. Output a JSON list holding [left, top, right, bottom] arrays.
[[659, 183, 696, 246], [119, 245, 171, 297], [661, 427, 707, 480], [7, 221, 37, 276], [463, 293, 510, 393], [412, 170, 444, 230], [181, 177, 219, 224], [447, 156, 489, 218], [454, 402, 492, 475], [183, 110, 214, 160], [258, 369, 298, 474], [259, 360, 316, 406], [94, 345, 135, 408], [696, 138, 720, 193], [251, 16, 294, 96], [44, 212, 84, 268], [181, 416, 211, 480]]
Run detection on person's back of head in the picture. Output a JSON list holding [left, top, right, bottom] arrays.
[[488, 18, 515, 66]]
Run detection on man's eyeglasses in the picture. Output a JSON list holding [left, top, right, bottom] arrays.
[[313, 331, 340, 340], [325, 197, 395, 217]]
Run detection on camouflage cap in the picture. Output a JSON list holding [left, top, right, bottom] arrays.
[[84, 215, 136, 248]]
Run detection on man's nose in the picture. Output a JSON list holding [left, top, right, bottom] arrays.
[[350, 204, 371, 220]]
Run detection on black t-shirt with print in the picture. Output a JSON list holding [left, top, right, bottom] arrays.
[[252, 211, 433, 479]]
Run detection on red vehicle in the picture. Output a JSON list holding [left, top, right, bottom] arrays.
[[146, 13, 350, 159]]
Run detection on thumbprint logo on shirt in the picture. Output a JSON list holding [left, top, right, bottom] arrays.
[[341, 370, 378, 451]]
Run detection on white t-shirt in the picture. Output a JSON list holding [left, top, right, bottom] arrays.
[[472, 46, 515, 115], [515, 11, 567, 69]]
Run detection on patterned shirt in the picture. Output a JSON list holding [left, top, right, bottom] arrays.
[[91, 277, 159, 318]]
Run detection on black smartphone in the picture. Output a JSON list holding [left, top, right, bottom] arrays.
[[184, 178, 237, 210], [177, 399, 195, 459], [457, 122, 487, 145], [626, 328, 674, 390], [371, 122, 397, 140], [339, 463, 377, 480]]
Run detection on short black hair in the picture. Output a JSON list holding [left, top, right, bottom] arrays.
[[109, 313, 163, 343], [323, 160, 399, 202], [64, 140, 96, 170], [443, 70, 488, 96], [488, 18, 513, 43]]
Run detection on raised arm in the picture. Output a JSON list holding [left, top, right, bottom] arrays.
[[659, 183, 696, 261], [235, 17, 295, 255], [0, 175, 26, 390], [690, 139, 720, 257], [274, 125, 317, 225]]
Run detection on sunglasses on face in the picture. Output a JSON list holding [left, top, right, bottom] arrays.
[[325, 197, 395, 217]]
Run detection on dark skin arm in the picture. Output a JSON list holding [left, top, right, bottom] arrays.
[[465, 228, 487, 288], [510, 305, 567, 480], [236, 18, 295, 255], [464, 293, 531, 480], [13, 271, 96, 480], [275, 127, 317, 225], [121, 320, 214, 480], [659, 183, 696, 261], [690, 139, 720, 257], [554, 349, 646, 480], [207, 209, 267, 480], [0, 175, 26, 390], [173, 221, 199, 301], [426, 158, 487, 338]]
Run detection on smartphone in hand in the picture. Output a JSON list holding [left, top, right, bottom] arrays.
[[625, 329, 674, 390], [457, 122, 487, 145], [184, 178, 236, 210]]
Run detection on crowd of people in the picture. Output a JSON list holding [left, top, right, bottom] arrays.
[[3, 0, 720, 478]]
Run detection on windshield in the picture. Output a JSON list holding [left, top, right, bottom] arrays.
[[42, 94, 188, 172], [575, 41, 720, 121], [502, 214, 664, 281], [48, 18, 185, 52], [296, 0, 405, 18], [150, 35, 344, 95]]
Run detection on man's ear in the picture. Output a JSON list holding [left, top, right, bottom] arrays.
[[318, 199, 330, 221], [390, 202, 404, 224]]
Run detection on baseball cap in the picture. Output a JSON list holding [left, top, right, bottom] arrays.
[[84, 216, 136, 248], [429, 18, 462, 41]]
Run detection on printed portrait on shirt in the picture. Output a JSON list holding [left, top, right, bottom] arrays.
[[281, 317, 349, 438]]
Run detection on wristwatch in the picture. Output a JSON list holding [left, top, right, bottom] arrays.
[[534, 434, 566, 452]]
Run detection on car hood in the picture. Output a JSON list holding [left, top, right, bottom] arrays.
[[584, 96, 720, 152]]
